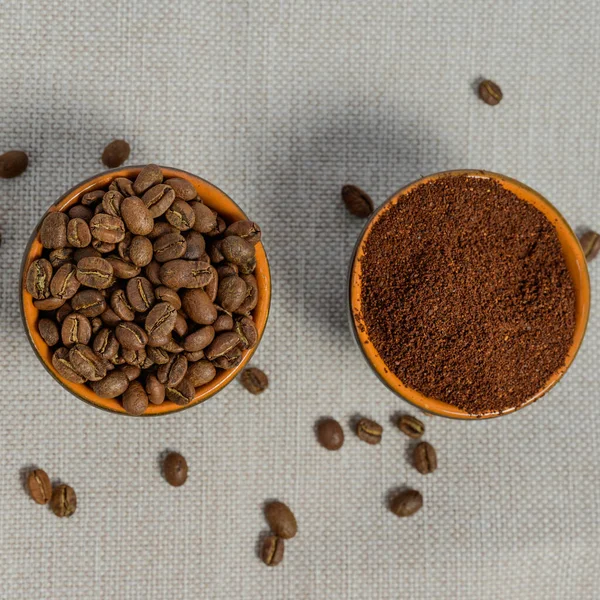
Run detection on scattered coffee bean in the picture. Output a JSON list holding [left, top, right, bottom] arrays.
[[397, 415, 425, 439], [580, 230, 600, 262], [356, 418, 382, 445], [0, 149, 28, 178], [317, 418, 344, 451], [265, 501, 297, 539], [50, 484, 77, 517], [478, 79, 503, 105], [163, 452, 188, 486], [413, 441, 437, 474], [390, 489, 423, 517], [342, 184, 374, 218], [240, 367, 268, 394], [261, 535, 284, 566], [102, 139, 131, 168], [27, 469, 52, 504]]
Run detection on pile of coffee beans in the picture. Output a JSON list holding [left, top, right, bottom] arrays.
[[261, 501, 297, 567], [25, 164, 263, 415], [26, 468, 77, 518]]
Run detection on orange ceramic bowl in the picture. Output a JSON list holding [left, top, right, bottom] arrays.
[[349, 170, 590, 420], [21, 166, 271, 416]]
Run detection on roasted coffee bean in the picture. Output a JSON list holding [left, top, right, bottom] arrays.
[[163, 452, 188, 486], [342, 184, 374, 218], [91, 317, 102, 334], [147, 330, 171, 348], [397, 415, 425, 439], [128, 235, 153, 267], [102, 139, 130, 168], [102, 190, 124, 216], [115, 321, 148, 350], [89, 213, 126, 243], [145, 302, 178, 339], [205, 266, 218, 302], [111, 289, 135, 321], [147, 346, 170, 365], [68, 204, 93, 221], [478, 79, 503, 105], [120, 364, 141, 381], [186, 360, 217, 387], [76, 256, 114, 289], [81, 190, 105, 206], [183, 326, 215, 352], [236, 274, 258, 315], [142, 184, 175, 218], [154, 286, 181, 309], [217, 263, 238, 279], [133, 164, 163, 196], [146, 374, 165, 405], [183, 231, 205, 259], [122, 380, 148, 415], [33, 296, 66, 311], [165, 178, 197, 200], [52, 347, 86, 383], [234, 316, 258, 349], [239, 367, 268, 394], [40, 212, 69, 249], [73, 247, 100, 262], [106, 256, 141, 279], [71, 289, 106, 317], [238, 257, 256, 275], [66, 218, 92, 248], [174, 311, 188, 337], [265, 501, 297, 539], [413, 442, 437, 474], [159, 259, 213, 289], [93, 328, 120, 361], [100, 307, 121, 327], [356, 418, 382, 445], [208, 239, 225, 264], [158, 354, 188, 387], [56, 302, 73, 323], [109, 177, 135, 197], [26, 259, 53, 299], [148, 220, 178, 240], [206, 215, 226, 237], [121, 196, 154, 235], [50, 263, 81, 300], [390, 489, 423, 517], [205, 332, 240, 360], [0, 150, 28, 178], [91, 370, 129, 398], [48, 247, 74, 268], [92, 239, 117, 254], [221, 235, 255, 267], [126, 276, 155, 312], [261, 536, 284, 567], [184, 350, 205, 362], [145, 260, 162, 285], [189, 201, 217, 233], [61, 313, 92, 347], [69, 344, 107, 381], [199, 252, 211, 264], [580, 230, 600, 262], [224, 220, 261, 245], [27, 469, 52, 505], [166, 377, 195, 405], [317, 418, 344, 451], [38, 318, 60, 346], [122, 346, 147, 367], [166, 199, 196, 231], [117, 232, 132, 260], [212, 346, 242, 369], [153, 232, 187, 263], [213, 313, 234, 332], [50, 484, 77, 518], [217, 275, 247, 312]]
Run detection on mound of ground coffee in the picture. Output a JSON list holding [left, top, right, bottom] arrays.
[[359, 175, 576, 414]]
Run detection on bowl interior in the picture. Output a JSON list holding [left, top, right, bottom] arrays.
[[349, 169, 590, 419], [21, 166, 271, 416]]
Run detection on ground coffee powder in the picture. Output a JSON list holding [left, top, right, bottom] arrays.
[[359, 175, 576, 414]]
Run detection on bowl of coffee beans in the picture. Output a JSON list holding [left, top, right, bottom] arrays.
[[350, 170, 590, 419], [21, 165, 270, 416]]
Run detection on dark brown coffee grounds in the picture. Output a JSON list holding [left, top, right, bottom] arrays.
[[359, 175, 576, 414]]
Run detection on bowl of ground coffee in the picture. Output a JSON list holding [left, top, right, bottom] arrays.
[[350, 170, 590, 419], [21, 165, 270, 416]]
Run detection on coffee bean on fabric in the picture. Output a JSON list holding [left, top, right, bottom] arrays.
[[239, 367, 268, 394], [102, 139, 130, 168], [356, 418, 383, 445], [0, 150, 28, 178], [317, 418, 344, 450], [163, 452, 188, 486], [50, 484, 77, 518], [265, 501, 297, 539], [261, 536, 284, 567], [27, 469, 52, 505]]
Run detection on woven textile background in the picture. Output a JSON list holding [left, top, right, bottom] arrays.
[[1, 1, 599, 598]]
